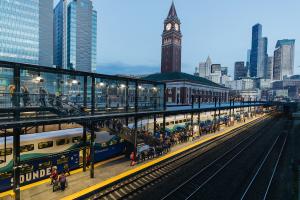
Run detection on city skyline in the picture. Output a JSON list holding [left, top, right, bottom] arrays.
[[89, 0, 299, 76]]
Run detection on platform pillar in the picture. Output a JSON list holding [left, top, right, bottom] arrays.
[[198, 97, 200, 136], [162, 114, 166, 133], [82, 125, 87, 172], [134, 117, 138, 161], [154, 114, 157, 134], [13, 64, 21, 200], [13, 128, 21, 200], [90, 124, 95, 178], [218, 97, 221, 130]]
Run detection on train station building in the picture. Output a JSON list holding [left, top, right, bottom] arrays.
[[144, 72, 230, 105]]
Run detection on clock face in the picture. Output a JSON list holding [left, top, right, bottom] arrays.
[[166, 23, 172, 31], [175, 23, 179, 31]]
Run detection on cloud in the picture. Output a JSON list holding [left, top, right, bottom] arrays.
[[96, 62, 159, 75]]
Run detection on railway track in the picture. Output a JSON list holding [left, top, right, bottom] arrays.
[[239, 121, 290, 200], [160, 116, 288, 200], [83, 114, 275, 200]]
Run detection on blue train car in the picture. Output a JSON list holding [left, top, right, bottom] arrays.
[[0, 128, 125, 192]]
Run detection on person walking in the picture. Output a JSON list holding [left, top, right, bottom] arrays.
[[21, 86, 30, 107], [39, 87, 47, 107], [58, 172, 67, 191], [9, 85, 17, 107]]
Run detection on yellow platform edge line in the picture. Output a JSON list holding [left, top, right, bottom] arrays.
[[0, 156, 124, 198], [61, 115, 266, 200]]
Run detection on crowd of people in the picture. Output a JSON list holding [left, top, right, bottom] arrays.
[[9, 85, 51, 107]]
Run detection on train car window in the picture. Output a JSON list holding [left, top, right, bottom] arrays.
[[109, 140, 117, 146], [170, 121, 174, 125], [175, 120, 179, 124], [56, 139, 67, 146], [166, 122, 170, 126], [38, 141, 53, 149], [0, 148, 12, 156], [101, 143, 108, 148], [183, 119, 187, 122], [87, 134, 97, 141], [179, 120, 183, 123], [72, 136, 82, 143], [38, 161, 52, 169], [0, 172, 12, 180], [57, 156, 68, 165], [20, 164, 33, 174], [20, 144, 34, 153]]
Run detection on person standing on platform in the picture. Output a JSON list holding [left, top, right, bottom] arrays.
[[50, 166, 58, 185], [86, 153, 90, 168], [63, 164, 71, 176], [59, 172, 67, 191], [130, 151, 136, 166]]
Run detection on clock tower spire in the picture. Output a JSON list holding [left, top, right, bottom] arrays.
[[161, 2, 182, 73]]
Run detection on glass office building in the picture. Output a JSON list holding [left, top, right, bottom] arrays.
[[92, 10, 97, 72], [54, 0, 97, 72], [250, 24, 268, 78], [0, 0, 53, 66], [273, 39, 295, 80]]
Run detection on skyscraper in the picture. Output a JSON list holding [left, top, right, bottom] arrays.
[[204, 56, 212, 76], [197, 62, 206, 77], [250, 24, 268, 78], [246, 49, 251, 76], [54, 0, 97, 72], [161, 2, 182, 73], [258, 37, 268, 78], [234, 61, 247, 80], [197, 56, 211, 78], [273, 39, 295, 80], [0, 0, 53, 67], [267, 56, 273, 80]]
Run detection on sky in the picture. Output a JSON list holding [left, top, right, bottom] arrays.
[[56, 0, 300, 76]]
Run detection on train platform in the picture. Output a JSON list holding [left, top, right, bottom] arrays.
[[0, 114, 266, 200]]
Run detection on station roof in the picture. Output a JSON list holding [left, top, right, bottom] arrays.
[[144, 72, 226, 89]]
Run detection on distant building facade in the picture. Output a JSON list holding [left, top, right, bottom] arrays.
[[221, 67, 228, 76], [144, 72, 229, 105], [272, 75, 300, 100], [234, 62, 247, 80], [211, 64, 221, 73], [266, 56, 273, 80], [195, 56, 212, 78], [273, 39, 295, 80], [54, 0, 97, 72], [0, 0, 53, 67], [161, 2, 182, 73]]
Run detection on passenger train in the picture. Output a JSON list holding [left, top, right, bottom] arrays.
[[0, 128, 126, 192], [0, 110, 245, 192]]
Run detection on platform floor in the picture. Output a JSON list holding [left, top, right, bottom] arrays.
[[0, 114, 265, 200]]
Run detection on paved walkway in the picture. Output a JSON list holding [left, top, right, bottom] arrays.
[[0, 114, 264, 200]]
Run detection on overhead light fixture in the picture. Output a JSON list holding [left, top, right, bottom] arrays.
[[120, 84, 126, 88]]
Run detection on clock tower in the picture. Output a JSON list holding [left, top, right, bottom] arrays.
[[161, 2, 182, 73]]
